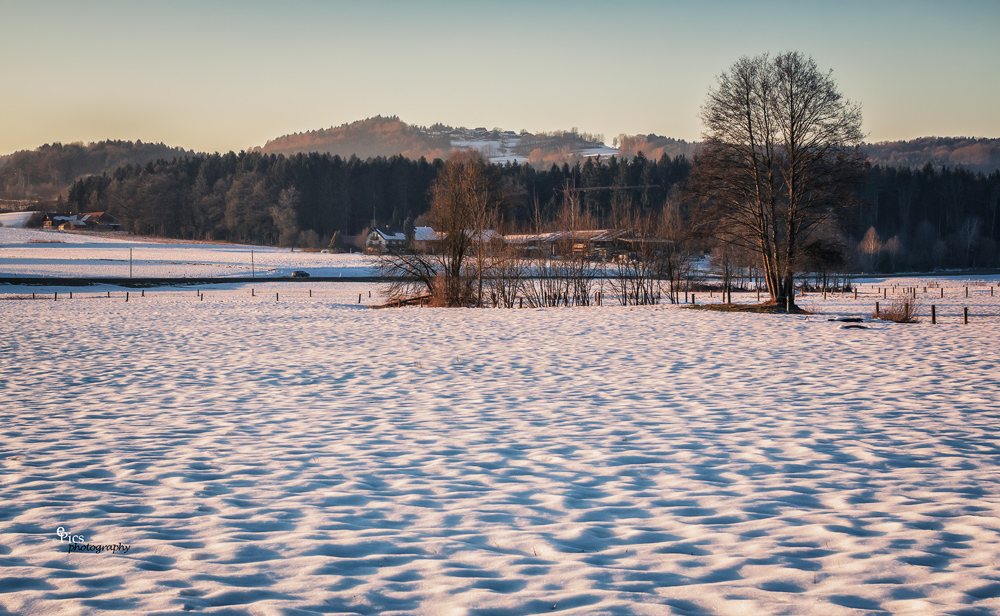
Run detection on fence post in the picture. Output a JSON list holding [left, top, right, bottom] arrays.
[[252, 288, 255, 297], [966, 286, 969, 297], [964, 307, 969, 324], [883, 288, 887, 299], [875, 301, 880, 317], [277, 292, 279, 301], [691, 294, 695, 305], [854, 288, 857, 300], [931, 304, 936, 324], [358, 293, 362, 304], [126, 292, 129, 302], [309, 289, 312, 297], [54, 292, 57, 301], [941, 287, 944, 298]]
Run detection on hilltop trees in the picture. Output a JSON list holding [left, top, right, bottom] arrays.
[[691, 52, 866, 307]]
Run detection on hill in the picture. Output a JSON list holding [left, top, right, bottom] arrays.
[[863, 137, 1000, 174], [255, 116, 451, 160], [0, 140, 193, 202], [616, 134, 698, 160], [255, 116, 616, 165]]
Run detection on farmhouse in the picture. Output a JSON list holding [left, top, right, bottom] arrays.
[[42, 211, 121, 231], [365, 228, 405, 253]]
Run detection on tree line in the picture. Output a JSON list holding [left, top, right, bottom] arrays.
[[0, 140, 192, 201], [62, 151, 692, 246], [57, 140, 1000, 273]]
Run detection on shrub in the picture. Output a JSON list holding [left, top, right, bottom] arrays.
[[876, 297, 921, 323]]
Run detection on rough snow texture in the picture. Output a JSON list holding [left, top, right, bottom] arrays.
[[3, 234, 1000, 615]]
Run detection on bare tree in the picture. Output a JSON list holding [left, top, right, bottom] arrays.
[[378, 151, 507, 307], [658, 199, 694, 304], [690, 52, 866, 308], [858, 226, 882, 273]]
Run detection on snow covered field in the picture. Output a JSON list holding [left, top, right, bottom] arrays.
[[3, 234, 1000, 615], [0, 227, 375, 278]]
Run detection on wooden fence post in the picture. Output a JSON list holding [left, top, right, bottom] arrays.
[[964, 307, 969, 324], [875, 301, 880, 317], [931, 305, 936, 324]]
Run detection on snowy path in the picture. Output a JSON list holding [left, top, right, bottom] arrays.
[[3, 282, 1000, 615]]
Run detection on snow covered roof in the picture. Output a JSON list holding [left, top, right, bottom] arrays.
[[413, 227, 440, 241], [371, 229, 406, 241], [503, 229, 629, 244]]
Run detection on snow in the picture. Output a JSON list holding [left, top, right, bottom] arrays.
[[0, 227, 376, 278], [0, 211, 38, 228], [3, 232, 1000, 615]]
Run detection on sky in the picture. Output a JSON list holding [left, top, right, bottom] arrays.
[[1, 0, 997, 155]]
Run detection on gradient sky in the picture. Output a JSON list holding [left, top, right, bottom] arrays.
[[1, 0, 997, 155]]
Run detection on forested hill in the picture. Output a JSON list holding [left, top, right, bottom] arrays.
[[256, 116, 451, 160], [0, 140, 193, 200], [615, 135, 1000, 174], [864, 137, 1000, 174], [617, 135, 698, 161]]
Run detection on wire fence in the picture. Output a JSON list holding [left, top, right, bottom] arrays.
[[4, 280, 1000, 323]]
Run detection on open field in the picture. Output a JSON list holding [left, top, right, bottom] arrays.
[[3, 230, 1000, 615], [0, 227, 374, 279]]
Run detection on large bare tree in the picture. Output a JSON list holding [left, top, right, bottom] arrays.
[[691, 52, 865, 308]]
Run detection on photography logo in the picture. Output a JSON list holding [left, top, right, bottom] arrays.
[[56, 527, 130, 554]]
